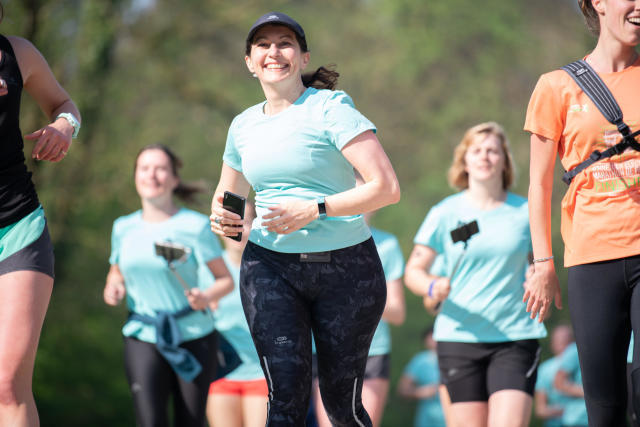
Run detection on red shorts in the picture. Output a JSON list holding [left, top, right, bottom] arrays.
[[208, 378, 268, 396]]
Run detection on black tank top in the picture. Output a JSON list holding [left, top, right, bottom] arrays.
[[0, 34, 39, 227]]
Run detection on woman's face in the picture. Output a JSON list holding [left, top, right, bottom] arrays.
[[463, 134, 506, 185], [134, 149, 178, 202], [595, 0, 640, 47], [245, 25, 310, 86]]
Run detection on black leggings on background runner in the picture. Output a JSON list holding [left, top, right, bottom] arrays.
[[123, 331, 217, 427], [568, 254, 640, 426], [240, 238, 387, 427]]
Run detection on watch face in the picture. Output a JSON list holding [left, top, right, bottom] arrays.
[[318, 200, 326, 217]]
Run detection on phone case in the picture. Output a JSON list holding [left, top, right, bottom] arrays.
[[223, 191, 246, 242]]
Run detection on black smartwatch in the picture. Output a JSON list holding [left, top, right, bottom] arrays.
[[317, 197, 327, 219]]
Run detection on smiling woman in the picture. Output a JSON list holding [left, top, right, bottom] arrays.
[[210, 11, 400, 427], [524, 0, 640, 424], [103, 144, 234, 427]]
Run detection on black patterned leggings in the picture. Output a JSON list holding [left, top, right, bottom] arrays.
[[240, 238, 386, 427], [568, 254, 640, 426]]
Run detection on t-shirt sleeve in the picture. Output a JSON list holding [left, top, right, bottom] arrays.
[[559, 345, 579, 376], [535, 362, 551, 392], [195, 221, 223, 264], [323, 91, 376, 150], [382, 236, 405, 281], [109, 219, 121, 265], [413, 205, 444, 253], [403, 354, 422, 379], [524, 73, 565, 143], [222, 117, 242, 172]]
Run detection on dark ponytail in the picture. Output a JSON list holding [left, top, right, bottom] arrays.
[[134, 144, 207, 205], [578, 0, 600, 36], [302, 65, 339, 90]]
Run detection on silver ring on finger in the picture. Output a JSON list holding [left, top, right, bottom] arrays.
[[214, 216, 222, 224]]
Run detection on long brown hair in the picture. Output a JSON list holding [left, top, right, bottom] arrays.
[[578, 0, 600, 36], [134, 144, 206, 204]]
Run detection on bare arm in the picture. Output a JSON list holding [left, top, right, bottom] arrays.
[[554, 369, 584, 398], [327, 130, 401, 216], [381, 278, 405, 325], [404, 244, 450, 313], [104, 264, 126, 306], [186, 257, 234, 311], [397, 375, 439, 400], [534, 390, 564, 419], [261, 130, 401, 234], [523, 133, 563, 322], [9, 36, 81, 162]]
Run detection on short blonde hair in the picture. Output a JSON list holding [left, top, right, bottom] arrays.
[[447, 122, 515, 190]]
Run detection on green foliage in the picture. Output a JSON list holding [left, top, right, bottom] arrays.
[[3, 0, 592, 425]]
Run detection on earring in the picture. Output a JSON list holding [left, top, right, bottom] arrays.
[[252, 73, 257, 78]]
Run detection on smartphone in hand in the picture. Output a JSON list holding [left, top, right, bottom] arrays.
[[223, 191, 246, 242]]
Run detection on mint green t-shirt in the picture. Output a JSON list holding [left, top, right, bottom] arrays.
[[368, 227, 404, 356], [403, 350, 446, 427], [536, 356, 571, 427], [213, 252, 264, 381], [414, 192, 547, 342], [558, 343, 588, 426], [109, 208, 223, 343], [223, 87, 375, 253]]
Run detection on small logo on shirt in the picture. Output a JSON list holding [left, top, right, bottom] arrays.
[[447, 368, 459, 378], [568, 103, 589, 113]]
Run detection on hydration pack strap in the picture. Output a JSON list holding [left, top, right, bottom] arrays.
[[560, 60, 640, 185]]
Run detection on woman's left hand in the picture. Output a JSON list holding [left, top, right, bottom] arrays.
[[185, 288, 210, 311], [262, 199, 318, 234], [26, 118, 73, 162]]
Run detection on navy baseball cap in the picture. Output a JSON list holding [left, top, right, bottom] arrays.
[[246, 12, 307, 52]]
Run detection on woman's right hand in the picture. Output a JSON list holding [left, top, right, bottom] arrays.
[[523, 262, 562, 322], [210, 192, 244, 237], [422, 276, 450, 314], [428, 276, 451, 302], [104, 281, 126, 306]]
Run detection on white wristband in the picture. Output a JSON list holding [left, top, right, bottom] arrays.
[[56, 112, 80, 138]]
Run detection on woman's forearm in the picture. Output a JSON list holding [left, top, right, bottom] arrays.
[[528, 133, 557, 261], [323, 176, 400, 218]]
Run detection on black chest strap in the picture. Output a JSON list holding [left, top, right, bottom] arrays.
[[560, 59, 640, 185]]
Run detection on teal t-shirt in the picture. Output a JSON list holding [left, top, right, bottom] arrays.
[[414, 192, 547, 342], [368, 227, 404, 356], [629, 334, 634, 363], [213, 252, 264, 381], [403, 350, 446, 427], [109, 208, 222, 343], [558, 343, 588, 426], [536, 356, 571, 427], [223, 87, 375, 253]]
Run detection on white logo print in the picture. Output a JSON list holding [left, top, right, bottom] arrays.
[[274, 336, 291, 345], [267, 15, 278, 20], [568, 103, 589, 113]]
